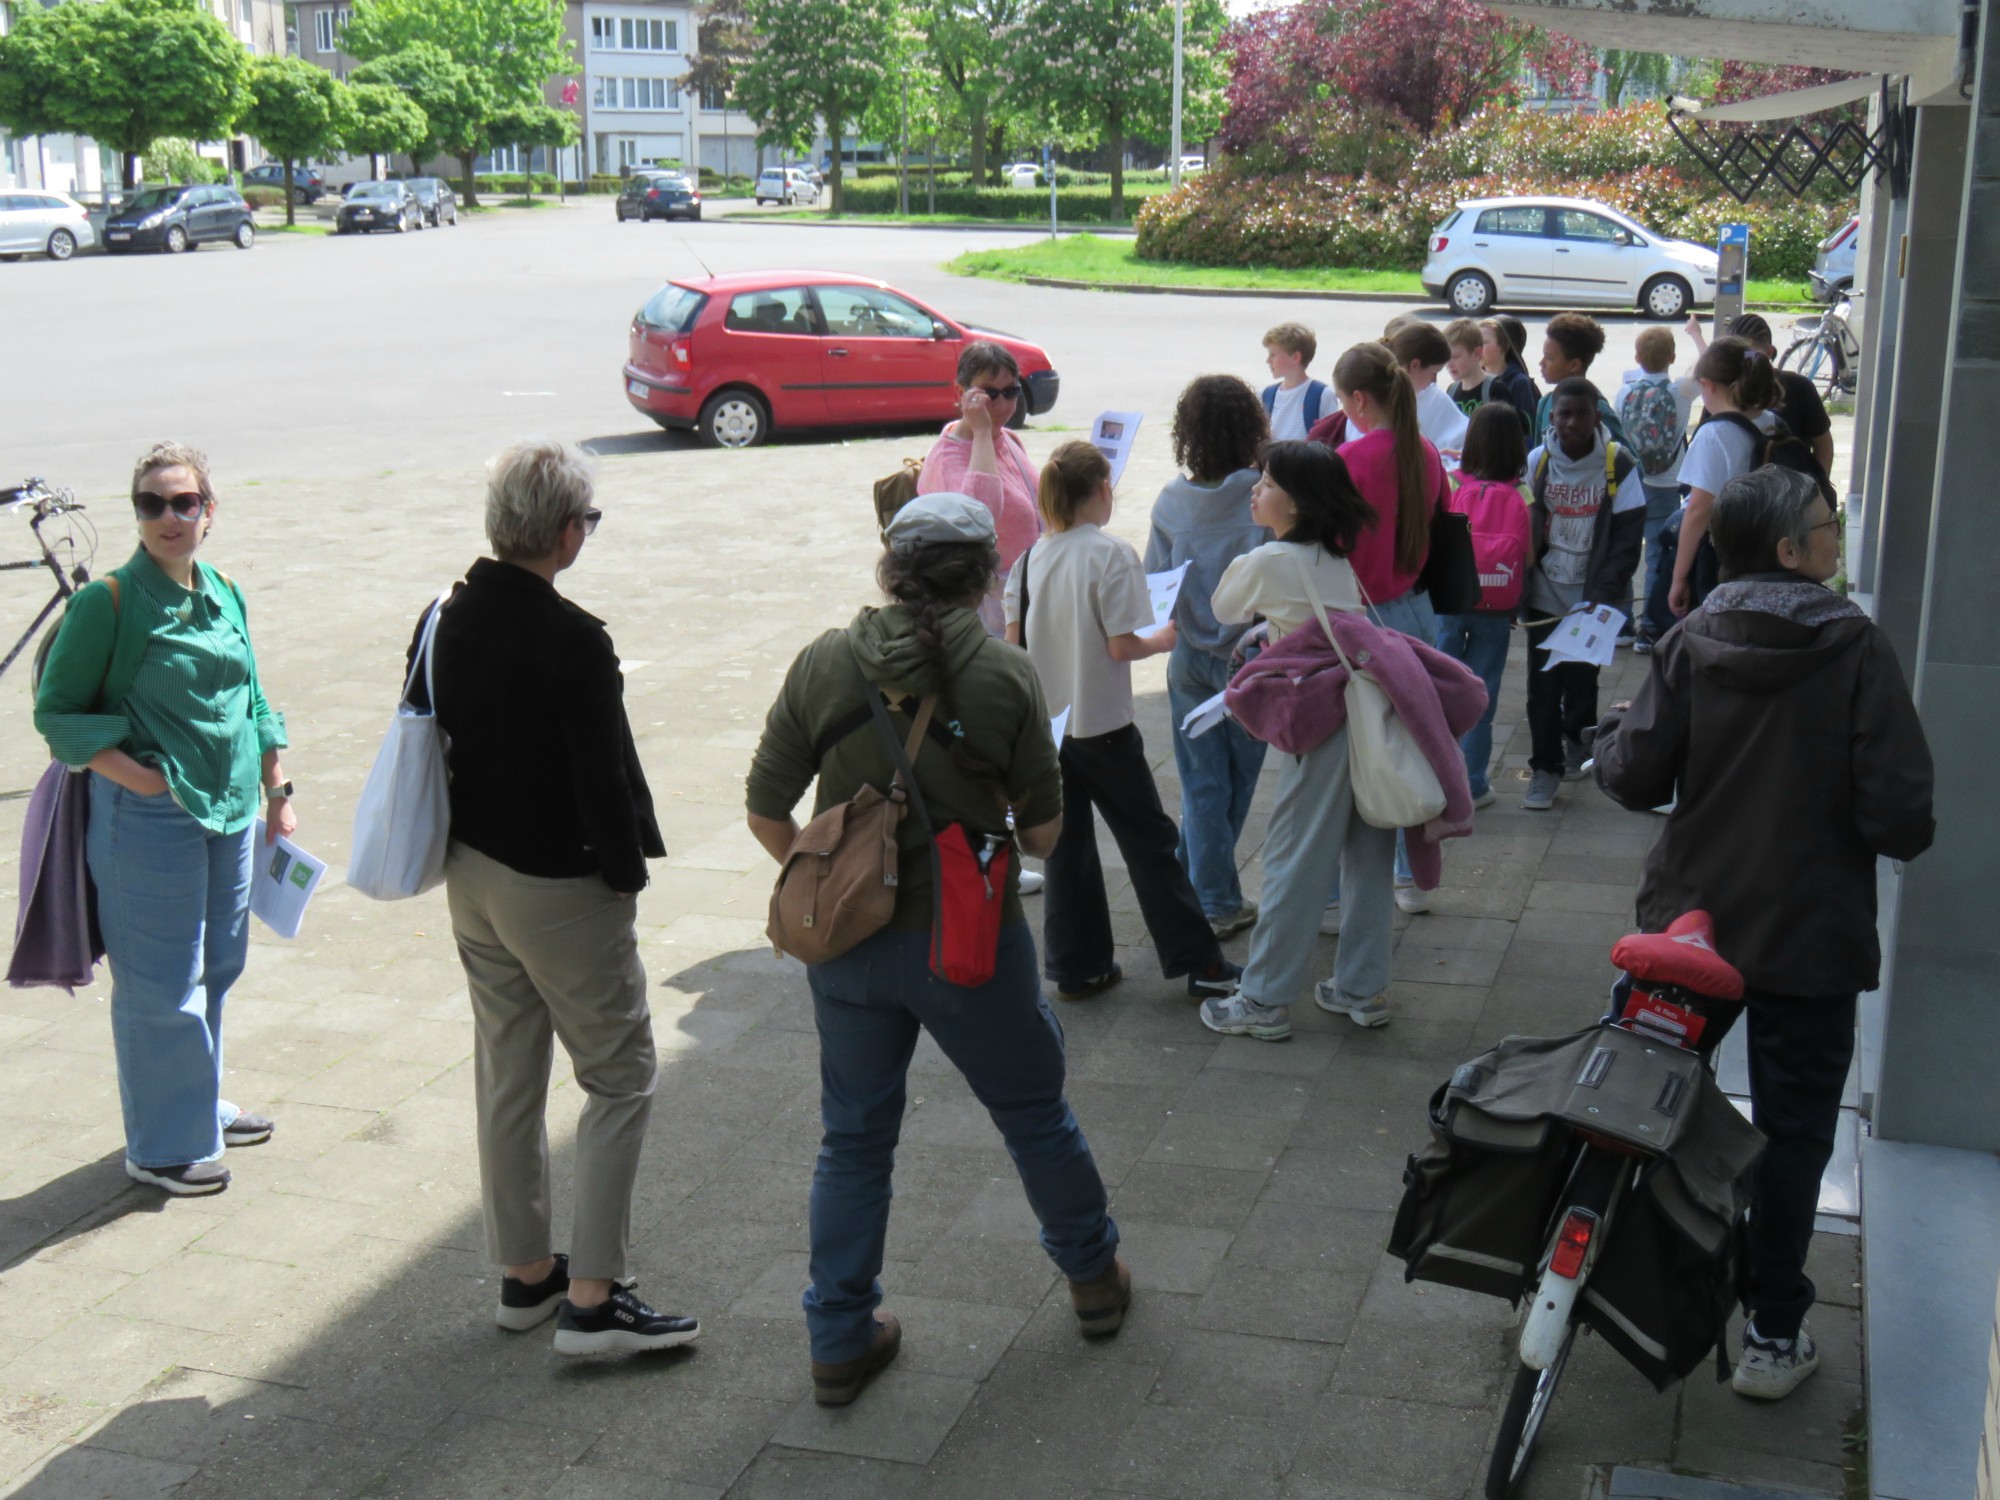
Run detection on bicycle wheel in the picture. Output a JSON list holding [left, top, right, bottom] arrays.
[[1780, 338, 1840, 403], [1485, 1322, 1578, 1500]]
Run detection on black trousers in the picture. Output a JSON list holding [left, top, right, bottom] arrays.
[[1043, 724, 1222, 986], [1525, 617, 1601, 775], [1714, 989, 1856, 1342]]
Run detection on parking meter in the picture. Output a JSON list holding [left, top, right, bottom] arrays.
[[1714, 223, 1749, 333]]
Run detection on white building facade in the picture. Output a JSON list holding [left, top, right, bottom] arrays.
[[579, 1, 760, 178]]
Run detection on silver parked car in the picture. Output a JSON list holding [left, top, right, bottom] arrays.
[[0, 190, 96, 262]]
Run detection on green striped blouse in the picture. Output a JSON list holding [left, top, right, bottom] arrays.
[[34, 547, 286, 836]]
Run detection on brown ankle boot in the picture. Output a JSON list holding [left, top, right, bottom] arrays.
[[810, 1310, 901, 1406], [1069, 1257, 1132, 1338]]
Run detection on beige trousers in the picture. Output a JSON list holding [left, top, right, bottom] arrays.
[[444, 842, 656, 1280]]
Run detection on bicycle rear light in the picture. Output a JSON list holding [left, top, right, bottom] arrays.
[[1549, 1208, 1597, 1280]]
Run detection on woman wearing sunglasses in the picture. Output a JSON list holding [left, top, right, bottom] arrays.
[[33, 442, 291, 1196], [916, 341, 1043, 639]]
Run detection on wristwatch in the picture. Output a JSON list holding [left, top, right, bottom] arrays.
[[265, 780, 294, 800]]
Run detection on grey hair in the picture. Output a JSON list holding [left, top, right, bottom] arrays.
[[1711, 465, 1823, 580], [484, 439, 594, 561], [132, 442, 214, 508]]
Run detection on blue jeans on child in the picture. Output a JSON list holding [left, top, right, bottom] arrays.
[[802, 922, 1118, 1363], [86, 776, 255, 1169], [1167, 641, 1267, 919], [1433, 612, 1513, 799], [1640, 483, 1681, 640]]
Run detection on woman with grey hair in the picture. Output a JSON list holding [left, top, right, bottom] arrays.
[[411, 438, 697, 1355], [34, 441, 290, 1196], [1594, 464, 1933, 1402]]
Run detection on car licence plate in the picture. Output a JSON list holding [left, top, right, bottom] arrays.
[[627, 379, 650, 399], [109, 231, 131, 241]]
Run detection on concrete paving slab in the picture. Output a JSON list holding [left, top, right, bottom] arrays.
[[770, 1369, 978, 1464]]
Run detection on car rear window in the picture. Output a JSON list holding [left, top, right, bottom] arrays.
[[639, 283, 709, 332], [1476, 206, 1546, 236], [725, 288, 817, 334]]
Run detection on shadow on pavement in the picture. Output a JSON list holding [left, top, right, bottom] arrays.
[[0, 1149, 152, 1274]]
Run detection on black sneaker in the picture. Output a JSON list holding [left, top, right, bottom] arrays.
[[125, 1159, 230, 1196], [552, 1286, 701, 1355], [223, 1111, 274, 1147], [496, 1254, 570, 1331], [1187, 958, 1243, 1000], [1562, 737, 1589, 781]]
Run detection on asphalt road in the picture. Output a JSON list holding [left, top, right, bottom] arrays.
[[0, 203, 1723, 500]]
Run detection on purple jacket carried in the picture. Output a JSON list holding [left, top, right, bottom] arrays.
[[1225, 611, 1488, 889], [7, 762, 102, 992]]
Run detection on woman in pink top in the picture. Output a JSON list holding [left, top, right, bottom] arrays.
[[918, 341, 1042, 636]]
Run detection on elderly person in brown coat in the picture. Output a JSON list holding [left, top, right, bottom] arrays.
[[1594, 465, 1933, 1403]]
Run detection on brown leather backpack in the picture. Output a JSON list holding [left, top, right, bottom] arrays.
[[872, 458, 923, 539], [767, 658, 938, 965]]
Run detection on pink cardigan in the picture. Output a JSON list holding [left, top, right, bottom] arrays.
[[918, 424, 1042, 573], [1337, 426, 1448, 606], [1225, 610, 1487, 889]]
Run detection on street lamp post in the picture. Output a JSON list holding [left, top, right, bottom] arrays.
[[1169, 0, 1183, 189]]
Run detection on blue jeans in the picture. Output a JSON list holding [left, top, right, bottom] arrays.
[[803, 922, 1117, 1362], [1640, 484, 1680, 640], [1330, 587, 1434, 895], [86, 775, 254, 1168], [1167, 642, 1267, 918], [1433, 612, 1512, 798]]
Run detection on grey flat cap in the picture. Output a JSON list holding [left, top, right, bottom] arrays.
[[884, 491, 997, 551]]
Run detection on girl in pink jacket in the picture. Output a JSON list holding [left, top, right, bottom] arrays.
[[918, 342, 1042, 636]]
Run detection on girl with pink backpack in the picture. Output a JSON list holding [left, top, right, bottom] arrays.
[[1432, 405, 1531, 808]]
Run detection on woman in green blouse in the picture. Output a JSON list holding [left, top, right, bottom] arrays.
[[34, 443, 292, 1196]]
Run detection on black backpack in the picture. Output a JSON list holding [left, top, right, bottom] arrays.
[[1708, 410, 1836, 506]]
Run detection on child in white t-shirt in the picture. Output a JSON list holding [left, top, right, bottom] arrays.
[[1390, 323, 1469, 458], [1004, 442, 1240, 1003]]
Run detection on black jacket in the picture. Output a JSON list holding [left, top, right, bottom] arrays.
[[408, 558, 663, 893], [1593, 576, 1934, 995]]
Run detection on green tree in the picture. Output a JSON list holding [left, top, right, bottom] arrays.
[[485, 100, 578, 199], [144, 137, 205, 186], [1009, 0, 1227, 220], [919, 0, 1021, 184], [0, 0, 250, 189], [241, 55, 346, 226], [347, 43, 493, 198], [342, 0, 572, 201], [1599, 50, 1673, 108], [341, 82, 430, 181], [734, 0, 901, 213]]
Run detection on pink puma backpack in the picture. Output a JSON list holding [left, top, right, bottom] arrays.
[[1450, 476, 1532, 614]]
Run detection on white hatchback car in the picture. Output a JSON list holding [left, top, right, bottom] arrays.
[[1422, 196, 1718, 319], [1001, 162, 1042, 189], [753, 168, 818, 207], [0, 189, 96, 262]]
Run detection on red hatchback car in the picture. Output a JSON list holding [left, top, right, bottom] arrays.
[[623, 269, 1060, 447]]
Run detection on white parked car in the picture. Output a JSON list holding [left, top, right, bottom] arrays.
[[1810, 215, 1859, 302], [1165, 154, 1206, 176], [754, 167, 818, 207], [0, 190, 95, 262], [1001, 162, 1042, 189], [1421, 196, 1718, 319]]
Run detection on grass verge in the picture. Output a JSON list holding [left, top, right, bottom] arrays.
[[264, 223, 331, 236], [947, 233, 1814, 304]]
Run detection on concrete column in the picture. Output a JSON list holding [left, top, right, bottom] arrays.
[[1872, 9, 2000, 1150], [1849, 90, 1908, 592], [1870, 103, 1969, 665]]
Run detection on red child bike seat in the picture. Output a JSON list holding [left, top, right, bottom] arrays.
[[1610, 910, 1746, 1001]]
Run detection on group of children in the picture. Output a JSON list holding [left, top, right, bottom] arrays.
[[984, 303, 1829, 1039]]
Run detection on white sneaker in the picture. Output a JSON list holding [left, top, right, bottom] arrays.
[[1393, 879, 1431, 915], [1199, 993, 1292, 1041], [1018, 868, 1045, 895], [1731, 1323, 1819, 1400], [1313, 982, 1390, 1028], [1318, 902, 1342, 936], [1471, 788, 1496, 810]]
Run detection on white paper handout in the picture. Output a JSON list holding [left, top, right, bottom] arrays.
[[1539, 604, 1627, 670], [1180, 688, 1231, 739], [1050, 706, 1071, 751], [1140, 560, 1190, 638], [251, 822, 327, 939], [1090, 410, 1144, 487]]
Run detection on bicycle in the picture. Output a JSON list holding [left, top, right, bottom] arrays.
[[1779, 288, 1860, 403], [2, 478, 96, 686]]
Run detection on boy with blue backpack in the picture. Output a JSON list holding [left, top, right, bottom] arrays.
[[1616, 326, 1699, 652], [1259, 322, 1330, 441]]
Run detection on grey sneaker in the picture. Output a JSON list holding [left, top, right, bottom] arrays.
[[1199, 993, 1292, 1041], [1563, 737, 1589, 781], [1313, 982, 1390, 1028], [1732, 1323, 1819, 1400], [1208, 903, 1259, 940], [1522, 769, 1561, 811]]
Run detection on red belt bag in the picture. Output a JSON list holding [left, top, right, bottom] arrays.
[[932, 823, 1011, 987], [858, 673, 1011, 990]]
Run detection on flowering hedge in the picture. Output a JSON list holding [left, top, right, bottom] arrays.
[[835, 180, 1146, 221], [1136, 104, 1855, 282]]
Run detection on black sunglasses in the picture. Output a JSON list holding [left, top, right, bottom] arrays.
[[976, 384, 1023, 403], [133, 491, 205, 522], [579, 508, 602, 536]]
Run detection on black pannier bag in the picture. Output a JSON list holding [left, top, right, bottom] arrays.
[[1389, 1026, 1765, 1387]]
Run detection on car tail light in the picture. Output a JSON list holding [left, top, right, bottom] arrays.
[[690, 192, 701, 202], [1549, 1208, 1597, 1280], [1432, 235, 1449, 253], [647, 188, 661, 199], [667, 335, 691, 370]]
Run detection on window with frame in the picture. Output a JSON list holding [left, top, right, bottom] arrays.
[[314, 8, 335, 51], [1476, 206, 1548, 237], [815, 286, 932, 339], [1556, 209, 1621, 242], [725, 288, 818, 335], [700, 83, 726, 112]]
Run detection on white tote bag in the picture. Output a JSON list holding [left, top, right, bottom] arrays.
[[1292, 553, 1446, 831], [347, 591, 452, 900]]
